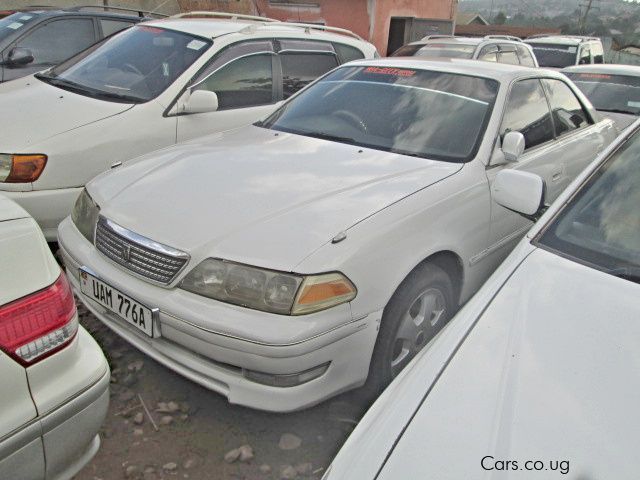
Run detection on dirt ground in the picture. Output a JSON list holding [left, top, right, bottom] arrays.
[[73, 304, 371, 480]]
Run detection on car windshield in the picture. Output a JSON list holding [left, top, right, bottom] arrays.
[[564, 72, 640, 115], [528, 43, 577, 68], [36, 25, 211, 103], [413, 44, 476, 59], [538, 127, 640, 282], [260, 65, 499, 163], [0, 11, 43, 42]]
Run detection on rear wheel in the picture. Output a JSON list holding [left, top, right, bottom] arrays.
[[366, 263, 455, 394]]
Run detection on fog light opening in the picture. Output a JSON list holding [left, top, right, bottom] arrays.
[[243, 362, 330, 387]]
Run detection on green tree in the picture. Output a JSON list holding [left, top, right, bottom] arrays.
[[493, 11, 507, 25]]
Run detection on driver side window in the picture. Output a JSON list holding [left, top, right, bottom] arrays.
[[501, 79, 554, 150], [195, 54, 274, 110]]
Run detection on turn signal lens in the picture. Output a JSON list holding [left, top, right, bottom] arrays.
[[0, 154, 47, 183], [292, 273, 357, 315]]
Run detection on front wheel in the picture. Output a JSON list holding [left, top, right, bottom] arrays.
[[366, 263, 455, 394]]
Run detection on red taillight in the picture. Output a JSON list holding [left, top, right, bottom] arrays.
[[0, 274, 78, 366]]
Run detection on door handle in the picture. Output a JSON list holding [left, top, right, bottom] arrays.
[[551, 170, 562, 182]]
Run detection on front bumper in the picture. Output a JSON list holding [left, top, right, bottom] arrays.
[[58, 217, 381, 412], [0, 187, 82, 241]]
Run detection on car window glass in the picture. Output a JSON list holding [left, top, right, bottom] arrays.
[[0, 11, 43, 43], [390, 44, 424, 57], [564, 72, 640, 115], [501, 79, 554, 149], [16, 18, 95, 65], [516, 45, 536, 67], [528, 43, 578, 68], [191, 40, 274, 85], [542, 78, 590, 137], [411, 43, 476, 59], [578, 46, 591, 64], [281, 53, 338, 99], [592, 44, 604, 64], [477, 46, 498, 62], [333, 42, 365, 62], [195, 54, 273, 109], [498, 49, 519, 65], [100, 19, 134, 37]]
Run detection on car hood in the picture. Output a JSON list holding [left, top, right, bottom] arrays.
[[92, 125, 462, 272], [378, 247, 640, 479], [0, 76, 133, 151]]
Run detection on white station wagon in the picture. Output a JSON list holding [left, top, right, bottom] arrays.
[[58, 59, 616, 411], [0, 12, 376, 240], [324, 119, 640, 480]]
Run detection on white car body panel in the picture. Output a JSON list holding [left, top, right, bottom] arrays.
[[0, 194, 109, 479], [325, 120, 640, 480], [0, 20, 377, 240], [59, 59, 617, 411]]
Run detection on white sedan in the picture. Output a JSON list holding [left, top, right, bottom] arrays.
[[58, 58, 616, 412], [0, 14, 376, 240], [0, 195, 109, 479], [323, 119, 640, 480]]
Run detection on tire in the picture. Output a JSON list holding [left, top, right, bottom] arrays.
[[365, 262, 456, 396]]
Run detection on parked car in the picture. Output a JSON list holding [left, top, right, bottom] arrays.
[[58, 58, 616, 412], [562, 63, 640, 131], [0, 194, 109, 479], [0, 13, 376, 241], [0, 6, 159, 83], [525, 34, 604, 68], [322, 118, 640, 480], [392, 34, 538, 67]]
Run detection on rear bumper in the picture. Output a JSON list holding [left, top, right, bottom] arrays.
[[0, 187, 82, 241], [58, 217, 380, 412]]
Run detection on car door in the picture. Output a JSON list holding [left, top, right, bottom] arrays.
[[485, 78, 569, 255], [3, 16, 97, 82], [176, 40, 278, 142]]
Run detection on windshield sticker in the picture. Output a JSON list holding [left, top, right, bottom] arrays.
[[19, 15, 33, 20], [628, 101, 640, 108], [162, 62, 169, 77], [364, 66, 416, 77], [6, 22, 23, 30], [578, 73, 611, 80], [187, 39, 207, 50]]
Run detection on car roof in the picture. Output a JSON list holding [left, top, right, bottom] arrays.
[[526, 35, 598, 45], [562, 63, 640, 76], [347, 57, 550, 82], [3, 7, 147, 20]]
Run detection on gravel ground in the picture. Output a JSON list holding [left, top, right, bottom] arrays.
[[73, 304, 371, 480]]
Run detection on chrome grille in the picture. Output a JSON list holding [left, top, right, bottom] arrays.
[[95, 216, 189, 285]]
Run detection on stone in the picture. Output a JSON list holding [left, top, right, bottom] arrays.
[[128, 360, 144, 372], [162, 462, 178, 472], [278, 433, 302, 451], [166, 401, 180, 412], [224, 448, 241, 464], [281, 465, 297, 479], [159, 416, 174, 426], [133, 412, 144, 425], [133, 428, 144, 437], [295, 463, 313, 476], [124, 464, 140, 479], [182, 454, 202, 470], [156, 401, 180, 413], [259, 464, 272, 474], [238, 444, 254, 462]]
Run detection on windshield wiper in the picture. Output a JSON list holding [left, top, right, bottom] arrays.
[[304, 131, 356, 144], [35, 74, 143, 103], [604, 266, 640, 284]]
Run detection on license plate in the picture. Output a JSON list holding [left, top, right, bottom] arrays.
[[80, 269, 155, 337]]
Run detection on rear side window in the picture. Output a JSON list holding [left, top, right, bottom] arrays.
[[592, 43, 604, 64], [333, 42, 365, 63], [578, 46, 591, 65], [281, 53, 338, 98], [15, 18, 95, 64], [477, 45, 498, 62], [501, 79, 554, 149], [100, 19, 134, 37], [516, 45, 536, 67], [390, 44, 424, 57], [542, 79, 591, 137], [196, 54, 274, 109], [498, 49, 519, 65]]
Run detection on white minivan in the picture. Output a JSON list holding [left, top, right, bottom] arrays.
[[0, 13, 376, 240]]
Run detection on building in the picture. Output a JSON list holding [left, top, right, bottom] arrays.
[[179, 0, 458, 55], [455, 23, 561, 39]]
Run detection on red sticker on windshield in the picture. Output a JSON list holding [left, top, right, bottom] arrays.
[[138, 26, 164, 34], [365, 66, 416, 77], [577, 73, 612, 80]]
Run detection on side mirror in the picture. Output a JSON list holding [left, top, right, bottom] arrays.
[[181, 90, 219, 114], [4, 47, 34, 67], [502, 131, 525, 162], [492, 169, 545, 218]]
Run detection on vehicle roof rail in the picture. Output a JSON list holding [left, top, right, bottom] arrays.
[[241, 21, 364, 41], [421, 34, 455, 41], [484, 35, 522, 42], [68, 5, 168, 18], [171, 11, 279, 22]]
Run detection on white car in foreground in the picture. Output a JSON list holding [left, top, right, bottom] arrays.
[[562, 63, 640, 131], [0, 195, 109, 479], [324, 120, 640, 480], [58, 58, 616, 411], [0, 13, 376, 240]]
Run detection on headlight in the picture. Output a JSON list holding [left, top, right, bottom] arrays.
[[180, 258, 356, 315], [71, 188, 99, 243], [0, 154, 47, 183]]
